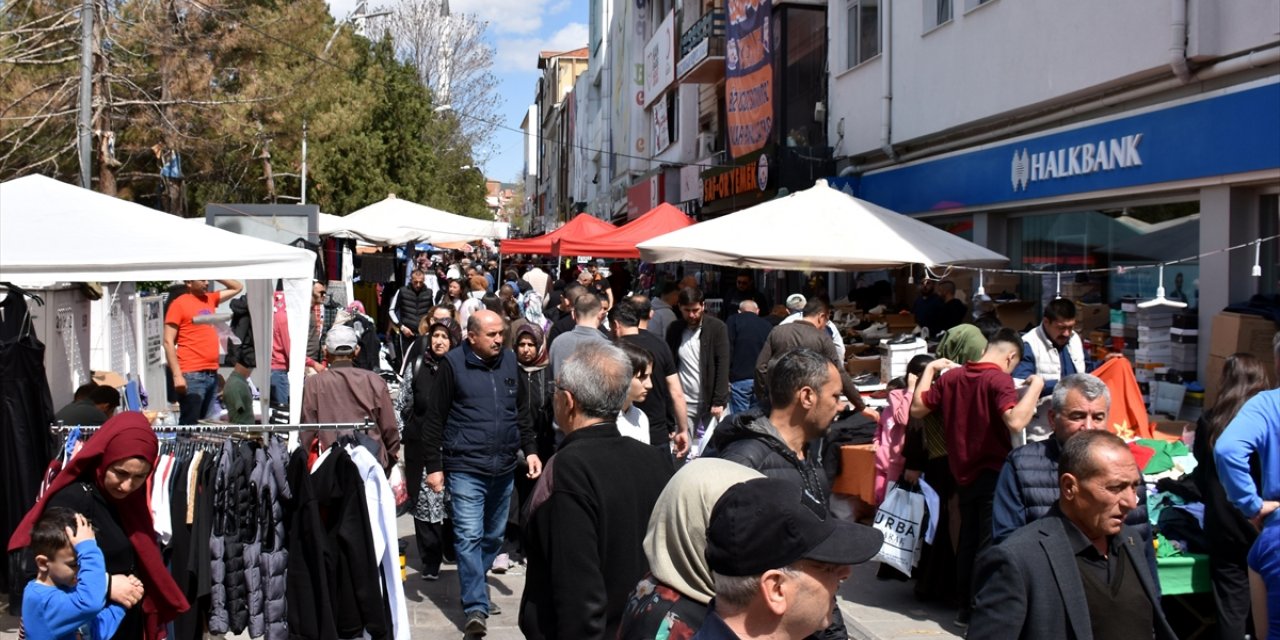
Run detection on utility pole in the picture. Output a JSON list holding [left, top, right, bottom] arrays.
[[300, 119, 308, 205], [77, 0, 93, 189]]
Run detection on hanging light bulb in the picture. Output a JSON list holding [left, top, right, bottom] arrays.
[[1054, 273, 1062, 299], [1253, 239, 1263, 277], [976, 270, 986, 297], [1137, 264, 1188, 309]]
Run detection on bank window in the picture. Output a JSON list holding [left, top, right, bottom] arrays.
[[924, 0, 951, 31], [846, 0, 880, 69]]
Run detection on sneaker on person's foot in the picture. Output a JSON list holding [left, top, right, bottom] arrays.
[[953, 608, 971, 628], [421, 571, 439, 581], [491, 552, 511, 574], [464, 611, 487, 637], [489, 600, 502, 615]]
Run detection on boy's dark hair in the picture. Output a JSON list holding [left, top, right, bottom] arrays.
[[906, 354, 934, 379], [617, 341, 654, 379], [72, 382, 99, 401], [31, 507, 77, 559], [613, 299, 644, 328], [988, 328, 1024, 351], [971, 314, 1004, 342]]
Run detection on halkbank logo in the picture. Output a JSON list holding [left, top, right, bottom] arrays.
[[1011, 134, 1144, 192]]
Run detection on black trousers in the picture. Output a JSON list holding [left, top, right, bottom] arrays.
[[404, 450, 454, 573], [1209, 548, 1254, 640], [955, 469, 998, 612]]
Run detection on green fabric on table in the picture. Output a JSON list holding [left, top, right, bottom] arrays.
[[1135, 438, 1189, 475], [1157, 553, 1211, 596]]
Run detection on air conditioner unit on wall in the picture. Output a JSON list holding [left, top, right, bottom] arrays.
[[697, 132, 720, 159]]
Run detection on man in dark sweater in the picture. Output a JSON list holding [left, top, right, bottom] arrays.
[[754, 297, 866, 416], [519, 341, 675, 640], [421, 310, 543, 636], [725, 300, 772, 414]]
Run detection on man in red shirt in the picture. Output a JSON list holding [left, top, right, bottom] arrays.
[[163, 279, 243, 424], [910, 327, 1042, 628]]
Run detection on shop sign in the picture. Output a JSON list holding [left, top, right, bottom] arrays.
[[644, 11, 676, 108], [1011, 134, 1143, 191], [653, 93, 672, 154], [679, 164, 703, 203], [703, 152, 770, 203], [628, 174, 665, 219], [677, 38, 709, 78]]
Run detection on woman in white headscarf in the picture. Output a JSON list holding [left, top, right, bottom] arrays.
[[616, 459, 764, 639]]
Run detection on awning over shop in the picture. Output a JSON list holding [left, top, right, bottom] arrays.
[[552, 203, 693, 259], [499, 213, 616, 255], [637, 179, 1009, 270]]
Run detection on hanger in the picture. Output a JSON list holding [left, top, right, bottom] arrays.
[[1137, 264, 1188, 309], [0, 282, 44, 306]]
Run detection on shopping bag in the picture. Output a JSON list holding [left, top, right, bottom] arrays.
[[872, 481, 926, 575], [388, 464, 409, 516]]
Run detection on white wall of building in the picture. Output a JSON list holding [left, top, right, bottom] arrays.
[[828, 0, 1280, 158]]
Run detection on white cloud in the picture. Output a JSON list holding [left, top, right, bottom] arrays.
[[450, 0, 554, 34], [493, 22, 589, 73], [548, 0, 571, 14]]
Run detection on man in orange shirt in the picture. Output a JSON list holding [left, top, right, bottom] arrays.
[[163, 279, 243, 424]]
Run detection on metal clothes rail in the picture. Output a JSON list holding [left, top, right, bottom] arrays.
[[49, 420, 376, 434]]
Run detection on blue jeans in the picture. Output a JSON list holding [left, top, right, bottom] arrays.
[[269, 369, 290, 406], [729, 379, 757, 415], [447, 471, 513, 615], [178, 371, 218, 425]]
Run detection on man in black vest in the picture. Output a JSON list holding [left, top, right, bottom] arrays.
[[969, 430, 1176, 640], [388, 269, 435, 370], [420, 309, 542, 637]]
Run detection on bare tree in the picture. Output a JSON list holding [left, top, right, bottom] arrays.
[[376, 0, 502, 164]]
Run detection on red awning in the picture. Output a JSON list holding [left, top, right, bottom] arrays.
[[552, 203, 694, 259], [499, 213, 616, 255]]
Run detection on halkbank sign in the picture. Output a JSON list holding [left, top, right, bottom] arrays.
[[1010, 134, 1143, 191], [841, 79, 1280, 215]]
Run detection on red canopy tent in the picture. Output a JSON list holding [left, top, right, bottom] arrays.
[[499, 213, 616, 255], [552, 203, 693, 258]]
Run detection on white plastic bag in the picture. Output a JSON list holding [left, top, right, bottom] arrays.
[[872, 481, 926, 574]]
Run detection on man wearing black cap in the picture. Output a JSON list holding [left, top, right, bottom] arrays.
[[697, 478, 883, 640]]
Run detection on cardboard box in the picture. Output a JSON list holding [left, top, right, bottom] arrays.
[[995, 301, 1038, 332], [1204, 354, 1227, 406], [880, 339, 928, 382], [1075, 302, 1110, 331], [1210, 312, 1277, 359], [845, 355, 881, 377]]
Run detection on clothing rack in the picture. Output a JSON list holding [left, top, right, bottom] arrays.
[[49, 420, 376, 434]]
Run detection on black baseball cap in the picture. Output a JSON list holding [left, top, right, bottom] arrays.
[[706, 478, 884, 577]]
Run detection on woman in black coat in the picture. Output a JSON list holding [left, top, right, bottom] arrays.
[[405, 317, 462, 579], [1193, 353, 1270, 640]]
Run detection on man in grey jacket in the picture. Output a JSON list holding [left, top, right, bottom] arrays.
[[548, 291, 609, 376], [969, 430, 1176, 640]]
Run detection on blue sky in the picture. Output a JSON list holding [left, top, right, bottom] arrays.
[[328, 0, 590, 185]]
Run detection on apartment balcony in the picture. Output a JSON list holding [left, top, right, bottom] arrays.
[[676, 10, 726, 85]]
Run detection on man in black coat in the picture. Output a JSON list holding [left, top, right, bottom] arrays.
[[708, 349, 876, 640], [519, 341, 675, 640], [969, 430, 1176, 640], [725, 300, 773, 414], [665, 287, 730, 438]]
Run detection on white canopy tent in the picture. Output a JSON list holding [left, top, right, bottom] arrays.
[[0, 174, 317, 423], [637, 179, 1009, 270], [336, 195, 508, 245]]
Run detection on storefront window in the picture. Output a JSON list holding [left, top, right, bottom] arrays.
[[1007, 203, 1200, 307]]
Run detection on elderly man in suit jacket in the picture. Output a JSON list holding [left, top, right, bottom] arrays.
[[969, 430, 1176, 640]]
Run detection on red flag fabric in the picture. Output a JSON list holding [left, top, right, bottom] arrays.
[[1091, 357, 1154, 439]]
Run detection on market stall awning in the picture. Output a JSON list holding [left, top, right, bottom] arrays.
[[329, 195, 508, 246], [636, 179, 1009, 270], [552, 203, 693, 259], [0, 175, 316, 281], [499, 213, 616, 255]]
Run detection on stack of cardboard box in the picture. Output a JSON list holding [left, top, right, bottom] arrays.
[[1169, 315, 1199, 376], [1206, 312, 1278, 404], [1135, 308, 1175, 370]]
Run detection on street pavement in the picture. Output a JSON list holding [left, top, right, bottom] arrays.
[[0, 513, 964, 639]]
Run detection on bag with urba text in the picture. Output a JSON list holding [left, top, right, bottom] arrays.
[[871, 481, 925, 575]]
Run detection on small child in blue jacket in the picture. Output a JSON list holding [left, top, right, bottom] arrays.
[[22, 507, 127, 640]]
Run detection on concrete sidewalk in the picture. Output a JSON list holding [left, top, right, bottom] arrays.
[[838, 561, 965, 640]]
